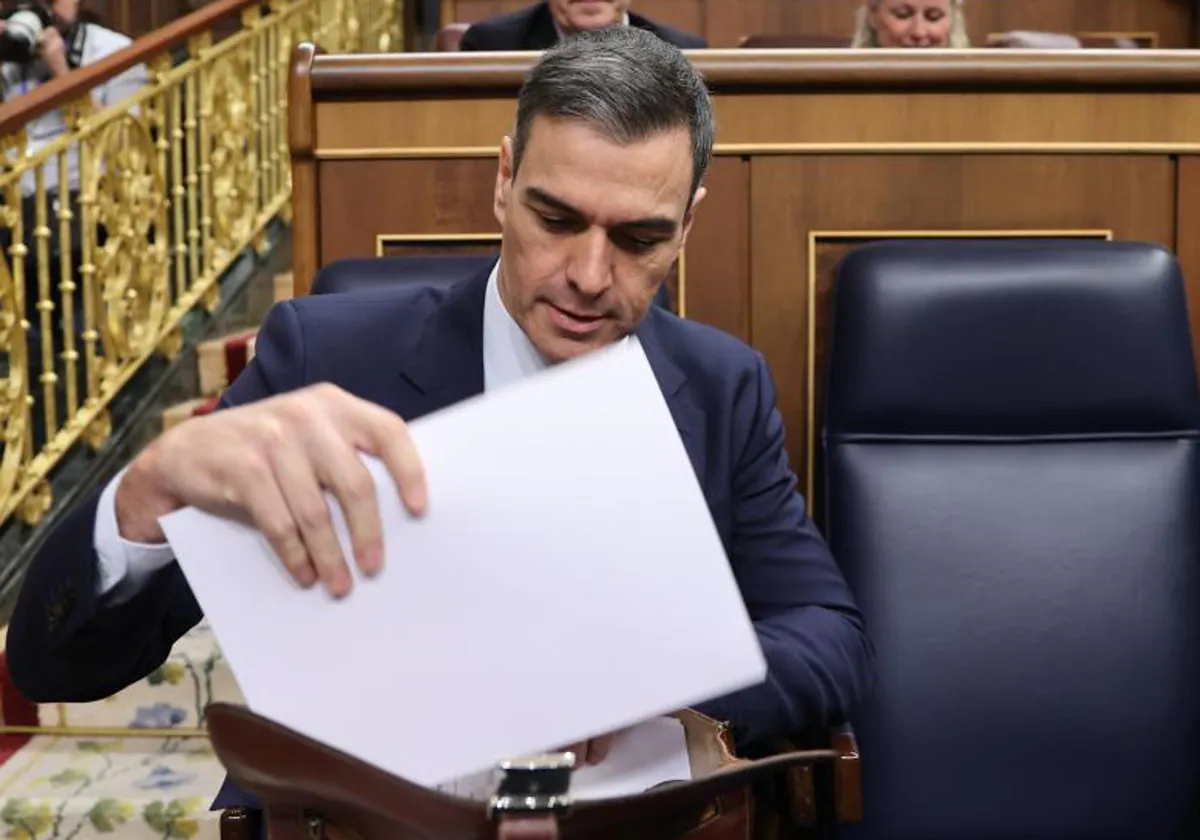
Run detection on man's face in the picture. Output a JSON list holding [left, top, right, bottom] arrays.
[[547, 0, 632, 33], [493, 115, 704, 363], [50, 0, 80, 24]]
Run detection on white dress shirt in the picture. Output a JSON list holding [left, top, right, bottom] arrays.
[[551, 13, 631, 41], [95, 261, 546, 602]]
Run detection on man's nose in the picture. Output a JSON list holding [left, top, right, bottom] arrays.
[[567, 229, 613, 298]]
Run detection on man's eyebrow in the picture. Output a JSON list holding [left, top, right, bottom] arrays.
[[523, 187, 581, 217], [524, 186, 679, 234]]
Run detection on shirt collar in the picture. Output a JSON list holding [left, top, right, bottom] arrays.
[[552, 12, 631, 42], [481, 259, 633, 391], [482, 259, 550, 392]]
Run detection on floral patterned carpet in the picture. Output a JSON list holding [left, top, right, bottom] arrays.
[[0, 622, 244, 840]]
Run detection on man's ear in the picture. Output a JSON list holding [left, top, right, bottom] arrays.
[[494, 136, 515, 227], [679, 185, 707, 249]]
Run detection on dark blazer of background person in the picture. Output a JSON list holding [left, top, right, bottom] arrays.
[[458, 2, 707, 51]]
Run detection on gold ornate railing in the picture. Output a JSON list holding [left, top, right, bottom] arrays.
[[0, 0, 402, 529]]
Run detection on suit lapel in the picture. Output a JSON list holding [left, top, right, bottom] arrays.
[[526, 3, 560, 50], [395, 279, 706, 484], [637, 311, 707, 485], [396, 270, 488, 419]]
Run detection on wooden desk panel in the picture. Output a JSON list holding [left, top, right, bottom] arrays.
[[750, 154, 1174, 498], [290, 47, 1200, 504]]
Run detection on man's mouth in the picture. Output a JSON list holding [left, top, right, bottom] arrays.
[[547, 303, 607, 336]]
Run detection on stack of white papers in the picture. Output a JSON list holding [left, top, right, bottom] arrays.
[[163, 339, 765, 791]]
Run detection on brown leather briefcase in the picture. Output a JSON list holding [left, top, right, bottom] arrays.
[[207, 703, 858, 840]]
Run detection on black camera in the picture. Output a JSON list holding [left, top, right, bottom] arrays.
[[0, 2, 59, 65]]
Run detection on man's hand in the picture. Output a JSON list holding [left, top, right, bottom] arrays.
[[114, 383, 427, 598], [39, 28, 70, 78], [559, 732, 619, 767]]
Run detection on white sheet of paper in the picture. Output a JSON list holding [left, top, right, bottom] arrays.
[[162, 338, 765, 788], [570, 716, 692, 801]]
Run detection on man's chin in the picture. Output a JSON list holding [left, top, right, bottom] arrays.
[[532, 330, 610, 365]]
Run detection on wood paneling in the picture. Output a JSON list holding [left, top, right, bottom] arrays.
[[291, 47, 1200, 509], [435, 0, 1198, 49], [316, 91, 1200, 149], [318, 158, 500, 264], [682, 156, 750, 342], [750, 155, 1175, 498]]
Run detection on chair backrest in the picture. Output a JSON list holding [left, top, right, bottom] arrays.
[[310, 254, 498, 296], [823, 239, 1200, 840], [310, 254, 674, 312]]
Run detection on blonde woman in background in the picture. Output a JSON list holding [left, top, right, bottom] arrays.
[[852, 0, 969, 48]]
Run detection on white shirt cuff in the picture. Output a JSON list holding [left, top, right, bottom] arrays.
[[94, 467, 176, 603]]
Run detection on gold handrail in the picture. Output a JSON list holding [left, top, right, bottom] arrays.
[[0, 0, 403, 528]]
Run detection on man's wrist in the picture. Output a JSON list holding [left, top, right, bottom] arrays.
[[114, 443, 176, 545]]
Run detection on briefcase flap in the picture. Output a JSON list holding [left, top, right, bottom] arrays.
[[678, 708, 747, 777], [207, 703, 837, 840]]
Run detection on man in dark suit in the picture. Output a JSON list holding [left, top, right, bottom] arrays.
[[458, 0, 706, 51], [5, 27, 869, 771]]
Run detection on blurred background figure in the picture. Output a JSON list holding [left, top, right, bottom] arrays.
[[458, 0, 706, 51], [851, 0, 969, 48]]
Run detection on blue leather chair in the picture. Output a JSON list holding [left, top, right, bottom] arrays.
[[311, 253, 674, 312], [312, 254, 497, 296], [823, 239, 1200, 839]]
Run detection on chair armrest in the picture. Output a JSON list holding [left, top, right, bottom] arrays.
[[830, 723, 862, 822], [784, 723, 863, 827], [220, 807, 261, 840]]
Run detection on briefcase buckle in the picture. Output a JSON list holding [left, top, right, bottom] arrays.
[[488, 751, 575, 818]]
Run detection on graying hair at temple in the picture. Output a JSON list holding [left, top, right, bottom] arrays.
[[511, 26, 714, 201]]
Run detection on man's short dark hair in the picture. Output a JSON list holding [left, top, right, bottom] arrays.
[[512, 26, 714, 201]]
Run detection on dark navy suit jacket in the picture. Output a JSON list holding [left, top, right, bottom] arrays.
[[5, 271, 871, 810], [457, 3, 708, 51]]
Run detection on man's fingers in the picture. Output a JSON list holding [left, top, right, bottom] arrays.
[[560, 742, 586, 765], [586, 733, 618, 765], [231, 461, 317, 590], [557, 735, 617, 766], [311, 427, 384, 577], [271, 436, 352, 597], [346, 399, 427, 517]]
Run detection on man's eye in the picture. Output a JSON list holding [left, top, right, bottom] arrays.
[[539, 214, 575, 232], [618, 235, 660, 254]]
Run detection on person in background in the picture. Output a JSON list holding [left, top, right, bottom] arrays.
[[0, 0, 147, 204], [458, 0, 706, 51], [851, 0, 969, 48], [0, 0, 146, 448]]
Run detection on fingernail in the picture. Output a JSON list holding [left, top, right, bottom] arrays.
[[407, 486, 428, 517], [360, 545, 383, 577], [297, 567, 316, 588], [332, 568, 354, 597]]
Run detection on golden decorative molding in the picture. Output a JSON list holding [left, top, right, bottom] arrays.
[[0, 723, 210, 739], [375, 231, 502, 257], [803, 228, 1114, 501], [314, 142, 1200, 161]]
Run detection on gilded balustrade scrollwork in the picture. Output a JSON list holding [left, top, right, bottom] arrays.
[[0, 0, 403, 529]]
